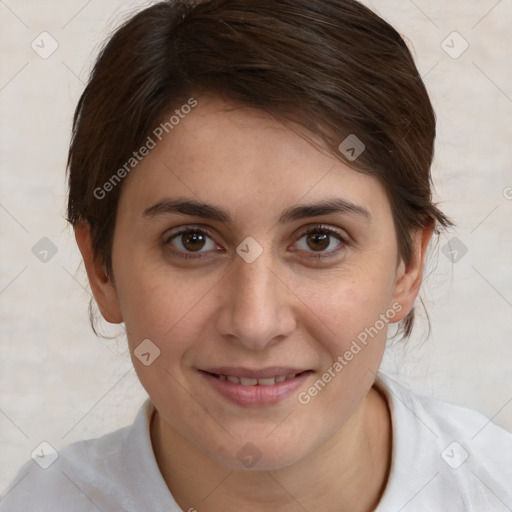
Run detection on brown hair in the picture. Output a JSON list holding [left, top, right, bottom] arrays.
[[67, 0, 452, 338]]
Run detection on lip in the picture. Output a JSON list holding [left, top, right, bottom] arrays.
[[200, 366, 309, 379], [198, 368, 313, 407]]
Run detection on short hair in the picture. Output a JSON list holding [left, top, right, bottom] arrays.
[[66, 0, 452, 338]]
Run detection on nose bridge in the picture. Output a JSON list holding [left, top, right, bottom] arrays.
[[216, 244, 296, 349]]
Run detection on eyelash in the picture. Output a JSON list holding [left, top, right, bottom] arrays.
[[163, 224, 348, 261]]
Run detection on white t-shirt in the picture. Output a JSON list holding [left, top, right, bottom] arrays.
[[1, 373, 511, 511]]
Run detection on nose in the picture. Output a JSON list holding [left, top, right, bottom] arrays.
[[215, 248, 297, 351]]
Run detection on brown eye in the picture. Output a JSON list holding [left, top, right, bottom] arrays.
[[165, 228, 218, 257], [294, 226, 345, 257], [306, 232, 330, 251], [181, 232, 207, 252]]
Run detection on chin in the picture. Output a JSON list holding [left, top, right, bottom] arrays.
[[209, 436, 311, 472]]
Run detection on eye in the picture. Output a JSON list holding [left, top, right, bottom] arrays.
[[164, 226, 221, 259], [293, 225, 346, 257], [163, 224, 347, 261]]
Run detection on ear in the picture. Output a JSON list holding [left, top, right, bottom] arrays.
[[74, 221, 123, 324], [390, 223, 435, 323]]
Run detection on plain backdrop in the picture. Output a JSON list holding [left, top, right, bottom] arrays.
[[1, 0, 511, 494]]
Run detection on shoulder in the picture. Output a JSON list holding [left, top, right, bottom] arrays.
[[0, 400, 179, 512], [374, 373, 512, 511], [0, 425, 129, 511]]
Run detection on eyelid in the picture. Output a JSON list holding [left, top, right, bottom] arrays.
[[289, 223, 348, 257], [294, 223, 347, 240], [163, 223, 218, 244], [163, 224, 223, 260], [163, 222, 349, 260]]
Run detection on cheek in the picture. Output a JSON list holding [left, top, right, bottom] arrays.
[[116, 265, 218, 419], [293, 262, 397, 360], [117, 260, 222, 354], [290, 273, 394, 428], [117, 245, 398, 363]]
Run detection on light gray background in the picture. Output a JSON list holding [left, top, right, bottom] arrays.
[[1, 0, 511, 494]]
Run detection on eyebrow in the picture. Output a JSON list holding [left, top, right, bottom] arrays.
[[142, 197, 371, 224]]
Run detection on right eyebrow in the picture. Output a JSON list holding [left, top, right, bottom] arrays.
[[142, 196, 371, 224], [143, 198, 233, 225]]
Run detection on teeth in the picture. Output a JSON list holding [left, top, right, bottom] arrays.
[[257, 378, 277, 386], [216, 372, 303, 385], [240, 377, 258, 386]]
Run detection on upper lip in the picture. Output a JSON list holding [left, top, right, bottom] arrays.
[[199, 367, 312, 379]]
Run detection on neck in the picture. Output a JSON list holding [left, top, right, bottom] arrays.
[[150, 386, 392, 512]]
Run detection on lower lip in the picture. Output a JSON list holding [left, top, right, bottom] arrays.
[[199, 371, 312, 407]]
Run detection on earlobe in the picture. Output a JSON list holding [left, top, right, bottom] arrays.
[[74, 221, 123, 324], [391, 224, 435, 322]]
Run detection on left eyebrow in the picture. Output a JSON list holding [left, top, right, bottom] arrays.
[[278, 198, 371, 223], [142, 196, 371, 224]]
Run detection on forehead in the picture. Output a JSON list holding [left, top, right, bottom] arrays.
[[117, 95, 391, 225]]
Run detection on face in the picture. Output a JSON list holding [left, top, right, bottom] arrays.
[[84, 95, 424, 471]]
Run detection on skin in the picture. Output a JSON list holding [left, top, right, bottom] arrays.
[[75, 94, 433, 511]]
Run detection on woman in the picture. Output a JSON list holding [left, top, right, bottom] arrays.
[[2, 0, 511, 510]]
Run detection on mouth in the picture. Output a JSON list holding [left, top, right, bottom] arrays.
[[198, 367, 313, 406], [202, 370, 309, 386]]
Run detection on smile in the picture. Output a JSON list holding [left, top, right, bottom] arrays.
[[198, 369, 313, 406], [210, 372, 303, 386]]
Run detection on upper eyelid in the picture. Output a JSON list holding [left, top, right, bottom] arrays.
[[164, 223, 345, 237], [299, 224, 346, 238], [164, 224, 216, 238], [164, 223, 347, 249], [163, 224, 223, 253]]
